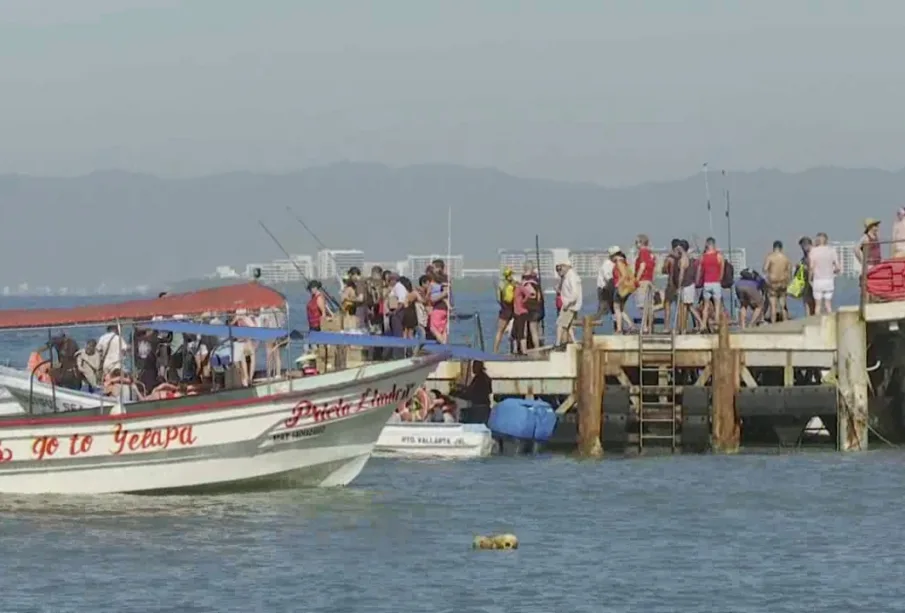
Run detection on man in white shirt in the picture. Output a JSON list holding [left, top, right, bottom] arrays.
[[96, 325, 129, 376], [808, 232, 840, 315], [555, 260, 582, 348]]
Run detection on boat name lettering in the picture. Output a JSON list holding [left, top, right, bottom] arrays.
[[0, 441, 12, 463], [400, 436, 467, 446], [69, 434, 94, 456], [28, 395, 82, 413], [111, 423, 198, 455], [29, 434, 96, 461], [284, 383, 415, 428], [32, 435, 60, 460], [271, 426, 326, 442]]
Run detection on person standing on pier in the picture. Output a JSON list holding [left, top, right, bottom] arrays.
[[696, 237, 725, 333], [633, 234, 657, 333], [493, 267, 517, 353], [676, 240, 700, 334], [855, 218, 882, 272], [808, 232, 839, 315], [763, 240, 791, 324], [555, 260, 582, 348], [661, 239, 681, 333]]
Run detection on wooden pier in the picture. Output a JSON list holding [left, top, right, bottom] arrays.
[[427, 304, 895, 455]]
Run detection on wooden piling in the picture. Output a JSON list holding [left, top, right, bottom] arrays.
[[711, 312, 740, 453], [577, 316, 603, 457], [836, 308, 869, 451]]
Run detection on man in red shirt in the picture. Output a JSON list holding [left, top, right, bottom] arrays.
[[634, 234, 657, 333]]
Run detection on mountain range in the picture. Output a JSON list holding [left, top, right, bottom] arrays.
[[1, 163, 901, 287]]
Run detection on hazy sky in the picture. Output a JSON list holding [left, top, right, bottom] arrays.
[[2, 0, 903, 186]]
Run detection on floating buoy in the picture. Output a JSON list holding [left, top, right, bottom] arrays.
[[473, 533, 518, 550]]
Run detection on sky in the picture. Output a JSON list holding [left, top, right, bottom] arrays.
[[1, 0, 904, 186]]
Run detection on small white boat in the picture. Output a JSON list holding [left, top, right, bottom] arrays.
[[0, 365, 114, 415], [374, 422, 493, 459], [0, 284, 445, 494]]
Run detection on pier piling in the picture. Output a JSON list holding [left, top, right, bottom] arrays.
[[711, 312, 740, 453], [836, 308, 869, 451], [577, 316, 603, 457]]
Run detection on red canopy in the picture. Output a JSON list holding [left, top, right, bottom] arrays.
[[0, 283, 287, 330]]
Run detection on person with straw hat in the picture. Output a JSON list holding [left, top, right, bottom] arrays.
[[855, 217, 882, 271]]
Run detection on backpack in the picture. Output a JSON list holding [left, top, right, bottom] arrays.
[[720, 258, 735, 288]]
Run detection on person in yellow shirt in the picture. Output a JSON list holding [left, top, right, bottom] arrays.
[[493, 267, 517, 353]]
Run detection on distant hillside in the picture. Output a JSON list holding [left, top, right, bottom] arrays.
[[2, 163, 902, 287]]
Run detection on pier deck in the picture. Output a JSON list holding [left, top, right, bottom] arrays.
[[426, 304, 905, 454]]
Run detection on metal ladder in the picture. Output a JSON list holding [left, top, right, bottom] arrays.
[[637, 326, 679, 452]]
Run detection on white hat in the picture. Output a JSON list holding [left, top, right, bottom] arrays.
[[607, 245, 622, 256], [294, 353, 317, 364], [557, 259, 572, 267]]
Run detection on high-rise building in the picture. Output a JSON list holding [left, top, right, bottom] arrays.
[[569, 249, 610, 278], [829, 241, 860, 278], [245, 254, 314, 284], [463, 268, 499, 278], [316, 249, 365, 280], [498, 248, 569, 279], [405, 254, 465, 279]]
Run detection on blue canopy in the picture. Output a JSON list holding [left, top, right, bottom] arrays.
[[142, 321, 302, 342], [306, 331, 438, 349], [422, 344, 517, 362]]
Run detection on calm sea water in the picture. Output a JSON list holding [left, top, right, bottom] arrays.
[[0, 283, 892, 613], [2, 453, 905, 612]]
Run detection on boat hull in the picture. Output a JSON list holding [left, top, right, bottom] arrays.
[[374, 422, 494, 459], [0, 355, 442, 494]]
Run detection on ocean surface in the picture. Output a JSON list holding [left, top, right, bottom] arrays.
[[3, 454, 905, 612], [0, 281, 894, 613]]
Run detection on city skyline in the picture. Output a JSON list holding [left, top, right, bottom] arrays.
[[0, 240, 867, 297]]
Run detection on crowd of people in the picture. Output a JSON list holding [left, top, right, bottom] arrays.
[[305, 260, 452, 353], [27, 300, 288, 401]]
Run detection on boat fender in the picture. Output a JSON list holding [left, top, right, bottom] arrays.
[[472, 533, 519, 550]]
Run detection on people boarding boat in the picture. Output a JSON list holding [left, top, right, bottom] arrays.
[[0, 283, 445, 494]]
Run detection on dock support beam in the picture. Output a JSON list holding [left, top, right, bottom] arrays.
[[836, 309, 869, 452], [577, 316, 603, 457], [712, 312, 740, 453]]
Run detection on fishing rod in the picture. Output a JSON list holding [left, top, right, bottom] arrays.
[[723, 170, 735, 318], [257, 220, 341, 311], [703, 162, 714, 238], [534, 234, 546, 339], [285, 206, 344, 288]]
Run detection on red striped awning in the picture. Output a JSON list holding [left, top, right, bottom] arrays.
[[0, 283, 286, 330]]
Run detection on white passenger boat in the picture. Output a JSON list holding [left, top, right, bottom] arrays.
[[375, 421, 494, 459], [0, 283, 445, 494]]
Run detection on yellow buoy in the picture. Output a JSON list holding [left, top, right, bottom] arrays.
[[492, 533, 519, 549], [473, 533, 519, 550]]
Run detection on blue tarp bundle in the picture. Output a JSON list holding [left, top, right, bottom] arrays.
[[422, 344, 516, 362], [143, 321, 303, 342]]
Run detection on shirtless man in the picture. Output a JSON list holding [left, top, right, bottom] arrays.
[[763, 240, 792, 324]]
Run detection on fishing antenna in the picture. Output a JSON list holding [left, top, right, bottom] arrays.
[[534, 234, 546, 339], [285, 206, 345, 287], [257, 220, 341, 310], [703, 163, 714, 238]]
